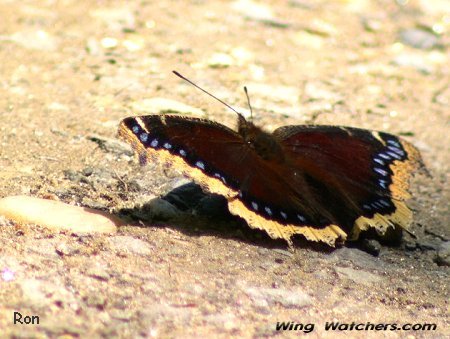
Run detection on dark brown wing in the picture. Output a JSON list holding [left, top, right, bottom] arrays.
[[119, 115, 254, 189], [273, 125, 425, 238]]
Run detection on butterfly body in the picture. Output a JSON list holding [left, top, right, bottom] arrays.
[[237, 116, 285, 162], [119, 113, 426, 247]]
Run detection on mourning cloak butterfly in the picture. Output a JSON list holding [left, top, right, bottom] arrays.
[[118, 74, 426, 247]]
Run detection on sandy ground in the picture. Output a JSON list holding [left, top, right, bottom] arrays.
[[0, 0, 448, 338]]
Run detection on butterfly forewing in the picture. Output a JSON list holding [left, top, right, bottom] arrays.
[[122, 115, 273, 190]]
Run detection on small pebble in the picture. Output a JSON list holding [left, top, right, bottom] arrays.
[[88, 135, 134, 156], [399, 28, 440, 50], [64, 169, 84, 182], [435, 241, 450, 266], [334, 266, 382, 285], [404, 240, 417, 251], [245, 286, 312, 308], [362, 239, 381, 256], [144, 198, 180, 220], [123, 36, 145, 51], [108, 236, 153, 256], [330, 248, 384, 271], [100, 37, 118, 49], [232, 0, 274, 22], [361, 17, 382, 32], [207, 53, 234, 68], [82, 167, 94, 177], [0, 196, 121, 233], [55, 242, 80, 256], [10, 30, 58, 51]]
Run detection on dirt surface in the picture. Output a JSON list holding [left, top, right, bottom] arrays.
[[0, 0, 449, 338]]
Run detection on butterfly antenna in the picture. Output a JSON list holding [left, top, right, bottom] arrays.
[[244, 86, 253, 120], [172, 71, 243, 117]]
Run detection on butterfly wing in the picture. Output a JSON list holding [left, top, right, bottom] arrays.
[[273, 125, 425, 239], [119, 115, 251, 189]]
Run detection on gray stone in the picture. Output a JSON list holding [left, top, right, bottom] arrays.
[[435, 241, 450, 266], [245, 286, 312, 308], [162, 182, 205, 211], [55, 242, 80, 256], [64, 169, 84, 182], [329, 247, 384, 271], [108, 236, 153, 256], [362, 239, 381, 256], [404, 240, 417, 251], [399, 28, 440, 50], [334, 266, 383, 285], [88, 135, 134, 156], [145, 198, 181, 220]]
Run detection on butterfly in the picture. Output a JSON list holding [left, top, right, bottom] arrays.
[[118, 72, 426, 247]]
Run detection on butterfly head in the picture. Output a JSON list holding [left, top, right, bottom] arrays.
[[237, 114, 284, 162]]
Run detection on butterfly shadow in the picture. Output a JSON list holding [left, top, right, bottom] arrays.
[[115, 182, 338, 252]]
